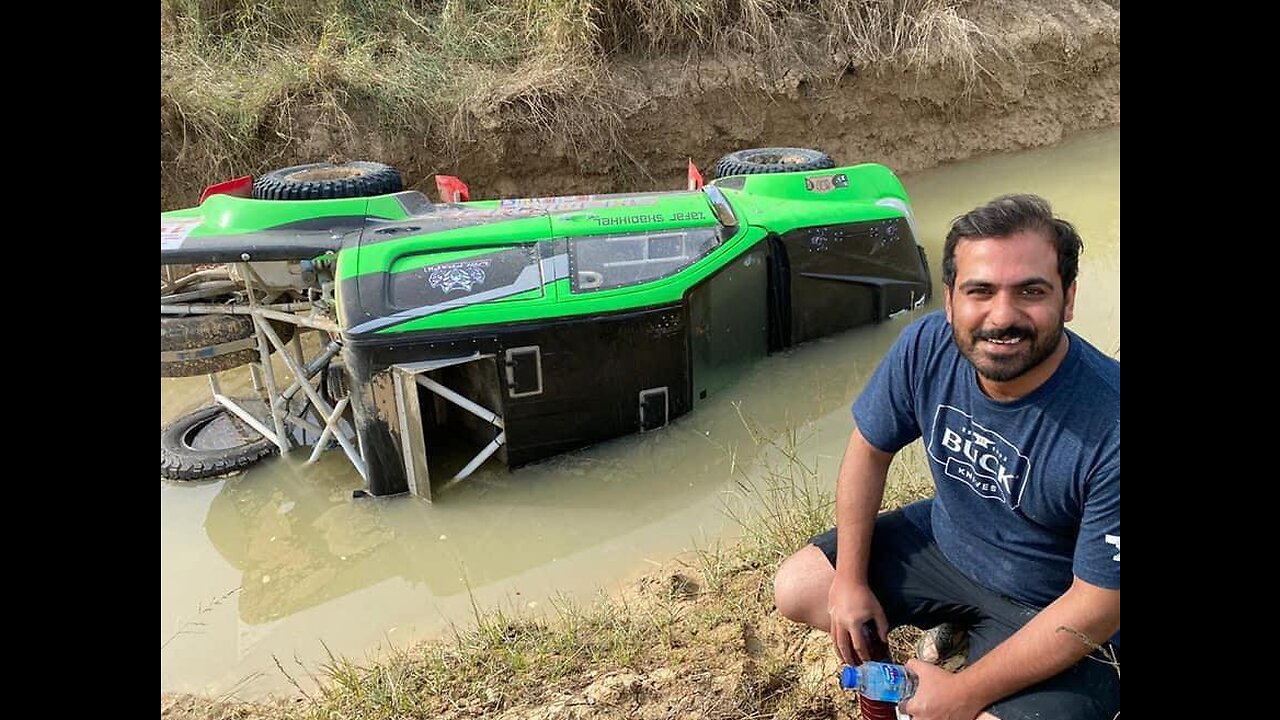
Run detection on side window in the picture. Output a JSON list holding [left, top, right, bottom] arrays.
[[569, 228, 721, 293]]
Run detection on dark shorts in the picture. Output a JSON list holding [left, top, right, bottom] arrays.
[[810, 506, 1120, 720]]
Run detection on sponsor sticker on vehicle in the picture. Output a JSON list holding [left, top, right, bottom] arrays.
[[500, 194, 658, 211], [428, 260, 490, 293], [804, 174, 849, 193], [161, 218, 202, 249]]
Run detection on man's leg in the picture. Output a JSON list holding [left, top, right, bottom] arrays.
[[775, 504, 982, 634], [773, 506, 1037, 720], [774, 544, 837, 630]]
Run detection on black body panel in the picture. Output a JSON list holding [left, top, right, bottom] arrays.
[[346, 305, 691, 495], [780, 217, 929, 344]]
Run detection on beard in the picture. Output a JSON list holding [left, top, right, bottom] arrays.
[[953, 314, 1066, 383]]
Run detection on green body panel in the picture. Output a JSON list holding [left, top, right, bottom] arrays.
[[362, 168, 911, 335], [350, 214, 553, 281], [381, 225, 769, 334], [161, 193, 411, 238], [163, 164, 919, 337], [715, 163, 912, 234]]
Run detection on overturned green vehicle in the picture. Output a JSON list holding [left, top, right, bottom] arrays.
[[160, 150, 931, 498]]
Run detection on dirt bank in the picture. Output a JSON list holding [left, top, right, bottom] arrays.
[[160, 0, 1118, 209], [160, 558, 929, 720]]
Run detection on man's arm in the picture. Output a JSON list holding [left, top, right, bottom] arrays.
[[827, 426, 896, 664], [902, 576, 1120, 720]]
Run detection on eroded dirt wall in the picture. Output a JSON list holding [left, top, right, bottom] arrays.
[[160, 0, 1119, 208]]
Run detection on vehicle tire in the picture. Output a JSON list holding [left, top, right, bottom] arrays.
[[321, 359, 350, 406], [161, 405, 278, 481], [252, 161, 404, 201], [712, 147, 836, 179], [160, 314, 296, 378]]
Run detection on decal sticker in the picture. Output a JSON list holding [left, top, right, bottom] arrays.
[[593, 213, 665, 226], [500, 194, 656, 211], [588, 210, 707, 227], [428, 260, 489, 293], [161, 218, 202, 249], [804, 174, 849, 193], [670, 211, 706, 222]]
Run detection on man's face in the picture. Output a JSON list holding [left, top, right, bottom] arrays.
[[944, 230, 1076, 385]]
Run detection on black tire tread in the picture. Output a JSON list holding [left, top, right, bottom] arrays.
[[713, 147, 836, 179], [160, 314, 296, 378], [161, 405, 278, 481], [252, 161, 403, 201]]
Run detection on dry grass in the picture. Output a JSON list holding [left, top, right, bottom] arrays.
[[717, 403, 933, 569], [160, 0, 1017, 207]]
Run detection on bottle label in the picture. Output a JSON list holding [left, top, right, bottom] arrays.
[[879, 664, 904, 685], [866, 662, 909, 703]]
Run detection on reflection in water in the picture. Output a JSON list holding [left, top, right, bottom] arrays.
[[203, 459, 387, 624], [161, 126, 1118, 698], [198, 331, 894, 621]]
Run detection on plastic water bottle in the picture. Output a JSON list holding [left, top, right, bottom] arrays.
[[849, 619, 900, 720], [840, 661, 919, 703]]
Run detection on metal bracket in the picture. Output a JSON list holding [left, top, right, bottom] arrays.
[[391, 353, 506, 500], [504, 346, 543, 398], [639, 386, 670, 431]]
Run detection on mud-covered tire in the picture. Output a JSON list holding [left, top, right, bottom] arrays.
[[161, 405, 278, 481], [712, 147, 836, 179], [252, 161, 403, 200], [160, 314, 296, 378], [321, 359, 351, 406]]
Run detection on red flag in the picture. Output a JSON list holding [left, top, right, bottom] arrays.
[[198, 175, 253, 205], [435, 175, 470, 203], [687, 159, 704, 191]]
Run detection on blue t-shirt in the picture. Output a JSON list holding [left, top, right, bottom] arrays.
[[854, 311, 1120, 614]]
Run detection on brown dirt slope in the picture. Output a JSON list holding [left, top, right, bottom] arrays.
[[160, 0, 1119, 209], [161, 561, 926, 720]]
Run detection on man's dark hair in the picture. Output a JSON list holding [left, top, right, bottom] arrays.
[[941, 194, 1083, 294]]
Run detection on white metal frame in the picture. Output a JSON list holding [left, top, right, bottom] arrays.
[[391, 353, 506, 501], [163, 263, 509, 496], [161, 262, 366, 480]]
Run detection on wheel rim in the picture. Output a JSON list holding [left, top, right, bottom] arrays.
[[180, 409, 263, 452]]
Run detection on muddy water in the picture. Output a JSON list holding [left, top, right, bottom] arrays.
[[160, 126, 1119, 698]]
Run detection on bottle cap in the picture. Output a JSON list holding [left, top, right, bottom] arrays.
[[840, 665, 859, 689]]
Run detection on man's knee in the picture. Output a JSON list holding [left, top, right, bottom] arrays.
[[772, 553, 806, 622], [773, 544, 833, 626]]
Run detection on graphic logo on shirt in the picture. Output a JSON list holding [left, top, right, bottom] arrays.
[[927, 405, 1031, 508], [1105, 534, 1120, 562]]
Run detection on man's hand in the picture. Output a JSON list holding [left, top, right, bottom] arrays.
[[897, 659, 984, 720], [827, 573, 888, 665]]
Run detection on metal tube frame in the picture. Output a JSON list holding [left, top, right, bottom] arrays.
[[166, 264, 367, 483], [390, 354, 507, 501]]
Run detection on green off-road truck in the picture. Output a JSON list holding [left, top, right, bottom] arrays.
[[160, 149, 931, 499]]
